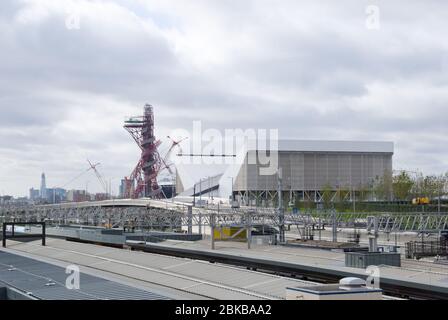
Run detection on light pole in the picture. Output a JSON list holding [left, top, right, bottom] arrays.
[[199, 178, 202, 203], [228, 176, 234, 202], [208, 176, 211, 201], [108, 177, 118, 200], [172, 174, 175, 203], [193, 184, 196, 206], [277, 168, 285, 243]]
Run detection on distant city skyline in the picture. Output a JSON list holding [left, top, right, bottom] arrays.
[[26, 171, 121, 203]]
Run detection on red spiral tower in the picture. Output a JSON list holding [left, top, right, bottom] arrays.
[[123, 104, 162, 198]]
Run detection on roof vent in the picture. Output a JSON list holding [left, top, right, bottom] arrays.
[[339, 277, 366, 291], [45, 279, 56, 287]]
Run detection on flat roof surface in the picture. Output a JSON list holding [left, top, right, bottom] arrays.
[[0, 250, 170, 300], [137, 239, 448, 294], [4, 238, 317, 300], [250, 140, 394, 153]]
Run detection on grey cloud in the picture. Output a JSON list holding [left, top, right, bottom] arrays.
[[0, 0, 447, 196]]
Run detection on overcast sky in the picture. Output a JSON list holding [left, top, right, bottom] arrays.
[[1, 0, 447, 197]]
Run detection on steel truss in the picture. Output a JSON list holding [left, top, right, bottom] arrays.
[[235, 190, 375, 206], [1, 204, 448, 233]]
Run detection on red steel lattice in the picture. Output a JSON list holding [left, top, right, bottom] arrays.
[[123, 104, 163, 198]]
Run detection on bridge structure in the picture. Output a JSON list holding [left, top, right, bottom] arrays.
[[1, 199, 448, 236]]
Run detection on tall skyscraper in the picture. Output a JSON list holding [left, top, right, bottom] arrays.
[[40, 173, 47, 199], [29, 188, 40, 201]]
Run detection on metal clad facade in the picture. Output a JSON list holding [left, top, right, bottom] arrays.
[[234, 149, 393, 192]]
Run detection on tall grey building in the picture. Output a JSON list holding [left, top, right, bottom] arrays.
[[40, 173, 47, 199], [29, 188, 40, 201]]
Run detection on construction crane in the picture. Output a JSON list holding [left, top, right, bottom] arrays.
[[167, 136, 188, 153], [152, 136, 188, 200], [159, 136, 188, 175], [60, 159, 108, 196], [61, 168, 92, 190], [87, 159, 108, 194]]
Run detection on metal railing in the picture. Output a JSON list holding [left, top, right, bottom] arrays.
[[1, 203, 448, 233]]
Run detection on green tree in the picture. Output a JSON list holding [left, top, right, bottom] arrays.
[[358, 184, 370, 202], [421, 175, 435, 198], [374, 170, 393, 201], [444, 173, 448, 196], [419, 175, 443, 199], [411, 173, 447, 200], [392, 171, 414, 200]]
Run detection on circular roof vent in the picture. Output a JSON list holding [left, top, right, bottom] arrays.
[[339, 277, 366, 290]]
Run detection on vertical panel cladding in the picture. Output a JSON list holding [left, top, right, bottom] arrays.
[[361, 153, 393, 185], [304, 153, 316, 190], [233, 150, 393, 193], [259, 151, 276, 191], [372, 155, 384, 180], [327, 154, 339, 188], [351, 154, 363, 188], [383, 154, 393, 174], [290, 153, 305, 190], [287, 152, 295, 190], [365, 155, 374, 185], [247, 156, 258, 191], [315, 154, 329, 190], [250, 150, 261, 191], [234, 154, 248, 191], [338, 154, 351, 188], [278, 152, 291, 190], [246, 151, 278, 191]]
